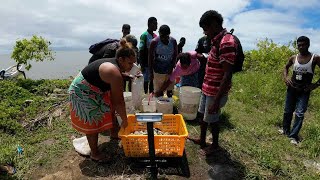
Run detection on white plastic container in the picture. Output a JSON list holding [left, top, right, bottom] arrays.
[[178, 86, 202, 120], [131, 76, 144, 111], [72, 136, 91, 156], [123, 92, 134, 114], [156, 97, 173, 114], [116, 93, 134, 125], [129, 63, 141, 77], [142, 96, 157, 112]]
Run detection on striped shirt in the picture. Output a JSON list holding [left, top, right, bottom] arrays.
[[202, 29, 237, 96]]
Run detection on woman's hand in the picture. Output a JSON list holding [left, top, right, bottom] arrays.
[[122, 72, 134, 80], [135, 71, 143, 77]]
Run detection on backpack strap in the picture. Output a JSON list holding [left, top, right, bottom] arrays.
[[230, 28, 234, 34], [215, 29, 234, 58]]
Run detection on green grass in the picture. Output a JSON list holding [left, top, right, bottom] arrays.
[[0, 117, 77, 179], [184, 70, 320, 179], [0, 79, 78, 179], [217, 72, 320, 179]]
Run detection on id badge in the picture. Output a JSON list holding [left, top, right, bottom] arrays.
[[295, 74, 302, 81]]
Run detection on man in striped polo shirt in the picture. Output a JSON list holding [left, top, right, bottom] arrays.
[[189, 10, 237, 156]]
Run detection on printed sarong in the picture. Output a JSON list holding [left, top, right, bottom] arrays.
[[68, 73, 113, 134]]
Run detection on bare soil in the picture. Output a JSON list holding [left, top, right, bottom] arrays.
[[28, 131, 244, 180]]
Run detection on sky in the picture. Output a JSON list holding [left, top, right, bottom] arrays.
[[1, 0, 320, 55]]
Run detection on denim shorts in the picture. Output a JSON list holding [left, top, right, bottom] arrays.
[[198, 93, 228, 123], [142, 68, 150, 82]]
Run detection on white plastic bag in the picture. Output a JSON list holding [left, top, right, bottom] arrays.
[[116, 115, 122, 124], [132, 76, 144, 110], [72, 136, 91, 156], [129, 63, 140, 76]]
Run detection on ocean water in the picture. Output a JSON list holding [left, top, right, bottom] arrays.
[[0, 51, 91, 79]]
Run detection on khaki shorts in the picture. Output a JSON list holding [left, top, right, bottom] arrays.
[[153, 72, 175, 92], [198, 93, 228, 123]]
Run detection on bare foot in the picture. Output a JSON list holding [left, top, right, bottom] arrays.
[[187, 136, 207, 148], [198, 145, 221, 156], [90, 153, 112, 163]]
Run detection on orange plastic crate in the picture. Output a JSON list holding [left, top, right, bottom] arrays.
[[118, 114, 188, 157]]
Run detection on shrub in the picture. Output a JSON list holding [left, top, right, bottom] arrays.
[[244, 38, 298, 73]]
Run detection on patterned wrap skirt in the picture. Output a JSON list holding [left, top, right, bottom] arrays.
[[68, 73, 113, 134]]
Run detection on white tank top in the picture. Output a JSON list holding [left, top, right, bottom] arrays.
[[291, 53, 315, 88], [293, 53, 314, 74]]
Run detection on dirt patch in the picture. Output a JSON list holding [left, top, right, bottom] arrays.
[[29, 135, 208, 179], [28, 134, 244, 180], [27, 119, 245, 179], [34, 151, 211, 180]]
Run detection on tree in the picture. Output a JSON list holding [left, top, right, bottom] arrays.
[[11, 35, 55, 71]]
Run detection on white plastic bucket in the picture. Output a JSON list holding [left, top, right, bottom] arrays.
[[156, 97, 173, 114], [178, 86, 201, 120], [142, 95, 157, 113]]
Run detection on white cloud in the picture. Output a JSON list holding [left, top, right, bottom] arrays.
[[231, 9, 302, 48], [230, 8, 320, 53], [0, 0, 319, 54]]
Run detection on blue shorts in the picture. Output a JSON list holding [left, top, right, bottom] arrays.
[[142, 68, 150, 82], [198, 93, 228, 123]]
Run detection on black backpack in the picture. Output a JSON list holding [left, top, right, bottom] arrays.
[[89, 38, 119, 54], [217, 29, 245, 73]]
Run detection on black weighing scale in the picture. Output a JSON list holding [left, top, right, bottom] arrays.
[[130, 113, 190, 179]]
